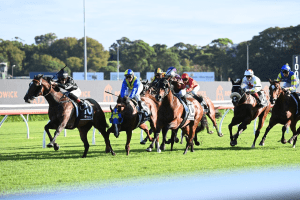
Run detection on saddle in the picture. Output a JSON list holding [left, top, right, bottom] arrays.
[[256, 91, 268, 107], [190, 93, 209, 113], [69, 100, 94, 128], [129, 99, 151, 127], [174, 94, 195, 128]]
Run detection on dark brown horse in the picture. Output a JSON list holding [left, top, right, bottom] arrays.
[[23, 74, 114, 158], [151, 78, 204, 154], [229, 78, 271, 148], [107, 95, 157, 155], [260, 79, 300, 147]]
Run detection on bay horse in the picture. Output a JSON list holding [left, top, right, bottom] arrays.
[[151, 78, 204, 154], [229, 78, 271, 148], [260, 79, 300, 147], [23, 74, 115, 158], [107, 95, 157, 155]]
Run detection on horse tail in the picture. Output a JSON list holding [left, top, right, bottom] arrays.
[[215, 110, 222, 119], [196, 113, 207, 133]]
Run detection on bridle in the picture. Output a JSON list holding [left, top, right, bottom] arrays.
[[32, 78, 52, 97]]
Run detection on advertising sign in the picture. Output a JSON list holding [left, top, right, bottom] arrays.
[[183, 72, 215, 82], [72, 72, 104, 80], [293, 55, 300, 79], [110, 72, 140, 80]]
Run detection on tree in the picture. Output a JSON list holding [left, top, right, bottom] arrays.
[[27, 53, 66, 73], [34, 33, 57, 46]]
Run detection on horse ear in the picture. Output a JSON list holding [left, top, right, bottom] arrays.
[[230, 77, 234, 84], [268, 78, 272, 83]]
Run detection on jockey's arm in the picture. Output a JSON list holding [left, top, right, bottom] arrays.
[[276, 72, 282, 82], [120, 80, 128, 98], [129, 80, 139, 99]]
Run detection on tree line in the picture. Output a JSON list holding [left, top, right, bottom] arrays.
[[1, 25, 300, 80]]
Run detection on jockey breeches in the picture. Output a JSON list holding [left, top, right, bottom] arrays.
[[70, 88, 81, 98], [177, 88, 187, 97], [125, 83, 143, 101], [191, 85, 200, 95]]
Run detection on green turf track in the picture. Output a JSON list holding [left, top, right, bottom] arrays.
[[0, 111, 299, 195]]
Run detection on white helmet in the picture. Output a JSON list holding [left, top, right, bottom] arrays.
[[244, 69, 254, 77]]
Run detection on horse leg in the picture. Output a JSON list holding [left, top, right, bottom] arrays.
[[77, 125, 92, 158], [207, 112, 223, 137], [183, 128, 191, 155], [160, 126, 169, 150], [125, 130, 132, 155], [252, 114, 265, 148], [228, 117, 242, 147], [193, 130, 200, 146], [170, 129, 176, 151], [288, 120, 299, 147], [98, 127, 115, 156], [259, 118, 277, 146], [139, 123, 152, 142], [44, 121, 57, 148], [281, 121, 290, 144], [290, 126, 300, 148], [47, 120, 68, 150], [140, 128, 152, 145]]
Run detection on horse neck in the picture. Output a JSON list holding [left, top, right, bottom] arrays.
[[44, 87, 65, 106], [238, 93, 247, 104], [162, 89, 177, 108]]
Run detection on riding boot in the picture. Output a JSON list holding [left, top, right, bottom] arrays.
[[78, 100, 86, 110], [253, 93, 262, 107], [181, 95, 187, 105], [138, 100, 145, 114], [68, 93, 85, 110], [201, 100, 209, 112]]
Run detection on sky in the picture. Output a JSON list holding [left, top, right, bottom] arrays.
[[1, 0, 300, 51]]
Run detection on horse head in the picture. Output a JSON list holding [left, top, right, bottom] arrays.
[[268, 78, 282, 105], [155, 78, 170, 102], [109, 103, 125, 138], [229, 78, 244, 106], [24, 74, 51, 103]]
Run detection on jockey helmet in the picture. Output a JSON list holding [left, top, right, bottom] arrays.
[[57, 69, 68, 79], [155, 68, 163, 74], [244, 69, 254, 77], [175, 74, 181, 81], [181, 73, 189, 80], [124, 69, 134, 77], [281, 63, 291, 72], [166, 66, 177, 77]]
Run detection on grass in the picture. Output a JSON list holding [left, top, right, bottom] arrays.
[[0, 111, 300, 195]]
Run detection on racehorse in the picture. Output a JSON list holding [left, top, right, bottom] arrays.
[[229, 78, 271, 148], [107, 95, 156, 155], [151, 78, 204, 154], [260, 79, 300, 147], [23, 74, 114, 158]]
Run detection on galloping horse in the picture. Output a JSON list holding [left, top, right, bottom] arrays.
[[229, 78, 271, 148], [24, 74, 114, 158], [151, 78, 204, 154], [107, 95, 156, 155], [258, 79, 300, 146]]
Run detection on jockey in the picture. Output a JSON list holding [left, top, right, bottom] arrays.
[[182, 73, 208, 110], [121, 69, 145, 114], [165, 66, 188, 103], [151, 68, 164, 84], [51, 69, 85, 110], [241, 69, 263, 107], [276, 63, 299, 93]]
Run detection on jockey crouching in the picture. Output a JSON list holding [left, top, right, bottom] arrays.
[[51, 69, 86, 110], [181, 73, 208, 111], [165, 66, 187, 104], [276, 63, 299, 93], [121, 69, 146, 116], [242, 69, 263, 108]]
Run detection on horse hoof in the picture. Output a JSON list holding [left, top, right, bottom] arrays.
[[146, 147, 152, 152], [195, 141, 200, 146], [140, 141, 146, 145], [293, 145, 296, 148], [218, 133, 223, 137], [208, 131, 213, 134], [47, 143, 54, 148], [54, 144, 60, 151], [259, 142, 264, 146], [112, 152, 116, 156], [175, 137, 179, 143], [157, 149, 161, 153], [230, 140, 237, 146], [281, 139, 287, 144], [165, 140, 171, 144], [288, 139, 293, 144], [251, 144, 255, 148]]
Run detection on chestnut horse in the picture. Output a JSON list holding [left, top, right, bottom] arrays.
[[151, 78, 204, 154], [229, 78, 271, 148], [260, 79, 300, 147], [107, 95, 157, 155], [23, 74, 114, 158]]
